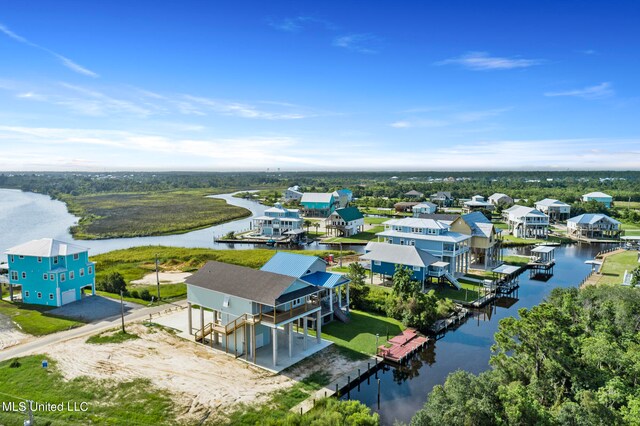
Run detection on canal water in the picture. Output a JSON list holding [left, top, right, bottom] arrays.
[[343, 243, 615, 425], [0, 189, 354, 260]]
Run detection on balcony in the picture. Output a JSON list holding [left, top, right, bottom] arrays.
[[257, 300, 321, 325]]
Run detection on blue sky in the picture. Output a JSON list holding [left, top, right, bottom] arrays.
[[1, 0, 639, 171]]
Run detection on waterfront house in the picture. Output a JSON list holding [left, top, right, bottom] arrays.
[[450, 212, 503, 269], [582, 192, 613, 208], [567, 214, 622, 240], [261, 252, 350, 323], [502, 205, 549, 239], [534, 198, 571, 222], [412, 202, 438, 217], [251, 203, 303, 238], [361, 242, 454, 289], [325, 206, 365, 237], [283, 186, 303, 203], [405, 190, 424, 198], [332, 188, 353, 208], [488, 193, 514, 207], [5, 238, 95, 306], [300, 193, 336, 217], [430, 191, 454, 207], [186, 261, 327, 368], [462, 195, 495, 214], [375, 217, 471, 280]]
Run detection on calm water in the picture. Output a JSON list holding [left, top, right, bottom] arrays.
[[0, 189, 357, 261], [344, 243, 613, 425]]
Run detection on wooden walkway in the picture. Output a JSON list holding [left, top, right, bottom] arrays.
[[377, 328, 429, 364]]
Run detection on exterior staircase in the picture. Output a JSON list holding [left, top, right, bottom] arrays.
[[195, 313, 259, 357], [443, 271, 461, 290], [332, 302, 350, 323]]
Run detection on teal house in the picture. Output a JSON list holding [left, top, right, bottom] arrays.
[[581, 192, 613, 208], [5, 238, 95, 307], [300, 192, 336, 217], [186, 260, 329, 370]]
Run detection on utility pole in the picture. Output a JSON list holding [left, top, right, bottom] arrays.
[[120, 290, 125, 333], [155, 253, 160, 304], [22, 400, 34, 426], [339, 242, 343, 267]]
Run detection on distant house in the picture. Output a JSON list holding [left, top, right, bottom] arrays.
[[488, 193, 514, 207], [261, 252, 350, 324], [332, 188, 353, 208], [361, 242, 450, 289], [430, 191, 454, 207], [567, 214, 622, 240], [300, 193, 336, 217], [502, 205, 549, 239], [252, 203, 303, 237], [185, 261, 327, 368], [284, 186, 303, 202], [5, 238, 95, 306], [394, 201, 419, 213], [582, 192, 613, 208], [534, 199, 571, 222], [325, 207, 365, 237], [462, 195, 494, 214], [412, 202, 437, 217], [450, 212, 502, 269], [405, 190, 424, 198]]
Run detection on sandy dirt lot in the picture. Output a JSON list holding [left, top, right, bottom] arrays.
[[131, 271, 192, 285], [43, 323, 357, 422], [0, 327, 29, 350]]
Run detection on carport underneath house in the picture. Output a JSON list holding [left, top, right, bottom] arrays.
[[185, 261, 329, 370]]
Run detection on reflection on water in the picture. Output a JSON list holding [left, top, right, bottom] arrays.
[[345, 243, 616, 426]]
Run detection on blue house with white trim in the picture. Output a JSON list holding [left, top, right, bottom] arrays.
[[300, 193, 336, 217], [582, 192, 613, 208], [261, 252, 350, 323], [5, 238, 95, 307]]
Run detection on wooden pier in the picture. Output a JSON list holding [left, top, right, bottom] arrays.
[[377, 328, 430, 364], [429, 308, 471, 337]]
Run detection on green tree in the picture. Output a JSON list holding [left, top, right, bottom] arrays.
[[346, 262, 369, 309], [97, 272, 127, 295], [392, 265, 420, 298]]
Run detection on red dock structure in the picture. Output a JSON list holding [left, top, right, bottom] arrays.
[[377, 328, 429, 364]]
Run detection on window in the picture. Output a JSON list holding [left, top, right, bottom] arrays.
[[223, 295, 230, 308], [53, 257, 59, 264], [60, 273, 66, 282], [73, 253, 79, 261], [69, 271, 75, 280], [400, 239, 405, 245], [37, 292, 42, 299], [409, 240, 415, 246], [79, 268, 85, 277], [413, 266, 421, 271], [21, 272, 26, 279], [49, 274, 54, 281], [49, 293, 54, 300], [9, 255, 14, 262], [88, 266, 93, 274], [19, 255, 24, 259], [374, 260, 381, 266], [25, 291, 29, 298], [43, 274, 48, 280], [11, 271, 18, 280], [37, 257, 42, 263]]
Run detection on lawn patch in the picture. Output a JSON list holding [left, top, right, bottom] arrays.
[[0, 301, 83, 336]]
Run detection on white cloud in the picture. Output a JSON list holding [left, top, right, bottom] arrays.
[[268, 16, 335, 33], [0, 22, 98, 77], [390, 108, 508, 129], [544, 82, 614, 100], [333, 33, 381, 54], [437, 52, 541, 70], [183, 95, 310, 120]]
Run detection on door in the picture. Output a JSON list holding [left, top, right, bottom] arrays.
[[61, 289, 76, 305]]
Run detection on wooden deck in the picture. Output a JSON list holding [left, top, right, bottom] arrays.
[[377, 328, 429, 364]]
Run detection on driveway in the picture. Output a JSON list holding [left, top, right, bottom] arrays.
[[49, 295, 142, 322]]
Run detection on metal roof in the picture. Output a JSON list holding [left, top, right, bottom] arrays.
[[333, 207, 364, 222], [377, 229, 471, 243], [492, 265, 521, 275], [5, 238, 89, 257], [504, 205, 547, 217], [412, 202, 437, 209], [531, 246, 555, 253], [260, 252, 325, 278], [301, 271, 349, 288], [362, 242, 439, 268], [583, 191, 612, 198], [301, 192, 334, 204], [384, 217, 449, 230], [567, 213, 620, 225], [535, 198, 570, 207]]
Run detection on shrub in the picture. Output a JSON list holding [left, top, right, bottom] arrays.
[[9, 359, 20, 368], [140, 289, 152, 301], [96, 272, 127, 295], [130, 290, 140, 299]]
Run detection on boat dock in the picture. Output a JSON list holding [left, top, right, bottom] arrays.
[[377, 328, 430, 364], [429, 307, 471, 336]]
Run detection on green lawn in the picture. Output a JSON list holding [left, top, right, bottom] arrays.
[[502, 255, 531, 266], [323, 226, 384, 243], [0, 356, 178, 425], [0, 300, 84, 336], [501, 233, 571, 246], [62, 189, 250, 239], [620, 221, 640, 236], [365, 216, 390, 225], [429, 281, 481, 303], [596, 251, 639, 285], [320, 309, 404, 359]]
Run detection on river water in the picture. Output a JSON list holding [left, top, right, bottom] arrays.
[[0, 189, 344, 260], [0, 189, 610, 424]]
